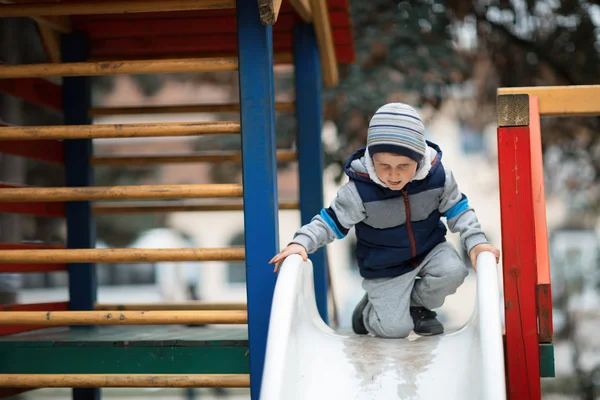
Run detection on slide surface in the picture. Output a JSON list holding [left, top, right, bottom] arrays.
[[260, 252, 506, 400]]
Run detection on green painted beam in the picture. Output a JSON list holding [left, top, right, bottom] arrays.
[[539, 343, 555, 378], [0, 325, 249, 374], [0, 346, 248, 374]]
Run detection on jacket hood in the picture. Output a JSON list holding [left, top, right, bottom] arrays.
[[344, 141, 443, 189]]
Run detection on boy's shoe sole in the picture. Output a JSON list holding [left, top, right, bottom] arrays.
[[352, 293, 369, 335], [413, 320, 444, 336]]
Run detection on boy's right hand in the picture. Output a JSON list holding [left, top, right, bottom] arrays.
[[269, 243, 308, 273]]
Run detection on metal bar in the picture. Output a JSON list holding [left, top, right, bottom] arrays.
[[0, 121, 240, 140], [94, 302, 247, 311], [0, 0, 236, 17], [0, 184, 243, 202], [497, 94, 541, 400], [0, 310, 248, 325], [293, 23, 328, 323], [89, 102, 295, 116], [237, 2, 279, 398], [0, 374, 250, 388], [92, 200, 299, 214], [497, 85, 600, 117], [0, 247, 245, 263], [0, 57, 238, 79], [92, 150, 296, 166], [62, 36, 98, 349]]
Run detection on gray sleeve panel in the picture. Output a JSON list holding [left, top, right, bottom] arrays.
[[438, 165, 489, 254], [438, 165, 462, 215], [448, 209, 490, 254], [291, 181, 366, 254]]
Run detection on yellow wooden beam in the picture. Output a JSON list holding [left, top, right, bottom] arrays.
[[0, 374, 250, 388], [32, 15, 71, 34], [0, 310, 248, 325], [308, 0, 338, 87], [0, 0, 235, 17], [288, 0, 312, 22], [258, 0, 283, 24], [0, 247, 245, 263], [497, 85, 600, 117], [0, 121, 240, 140], [36, 23, 62, 63], [0, 57, 238, 79], [0, 184, 243, 202]]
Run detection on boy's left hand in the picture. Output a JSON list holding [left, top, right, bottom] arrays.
[[469, 243, 500, 270]]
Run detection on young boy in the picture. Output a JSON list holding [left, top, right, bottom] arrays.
[[270, 103, 500, 338]]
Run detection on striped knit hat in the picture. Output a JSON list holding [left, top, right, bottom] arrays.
[[366, 103, 426, 163]]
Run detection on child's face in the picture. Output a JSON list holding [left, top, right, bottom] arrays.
[[372, 152, 418, 190]]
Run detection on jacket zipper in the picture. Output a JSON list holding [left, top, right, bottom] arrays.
[[402, 189, 417, 258]]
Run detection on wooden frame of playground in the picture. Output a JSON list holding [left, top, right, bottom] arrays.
[[497, 84, 600, 399], [0, 1, 354, 399]]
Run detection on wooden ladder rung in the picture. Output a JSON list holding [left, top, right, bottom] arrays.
[[95, 302, 247, 311], [92, 150, 297, 166], [92, 200, 299, 214], [0, 247, 245, 263], [0, 122, 240, 140], [0, 57, 238, 79], [0, 184, 243, 202], [0, 374, 250, 388], [0, 310, 247, 325], [89, 102, 295, 116]]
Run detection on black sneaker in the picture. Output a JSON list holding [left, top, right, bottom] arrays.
[[410, 306, 444, 336], [352, 294, 369, 335]]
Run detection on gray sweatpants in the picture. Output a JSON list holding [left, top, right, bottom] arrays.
[[362, 242, 468, 338]]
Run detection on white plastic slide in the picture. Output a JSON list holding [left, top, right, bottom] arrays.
[[260, 252, 506, 400]]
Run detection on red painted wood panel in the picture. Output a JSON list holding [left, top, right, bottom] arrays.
[[0, 301, 69, 335], [0, 263, 68, 273], [0, 301, 69, 311], [90, 29, 353, 58], [0, 78, 62, 111], [0, 202, 66, 218], [0, 243, 65, 250], [0, 139, 64, 165], [72, 0, 355, 63], [77, 11, 351, 39], [71, 0, 348, 22], [498, 125, 541, 399]]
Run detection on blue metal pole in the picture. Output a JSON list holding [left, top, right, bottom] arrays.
[[62, 32, 98, 400], [293, 24, 329, 324], [236, 2, 279, 399]]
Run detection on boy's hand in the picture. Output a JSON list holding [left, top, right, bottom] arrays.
[[469, 243, 500, 271], [269, 243, 308, 273]]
